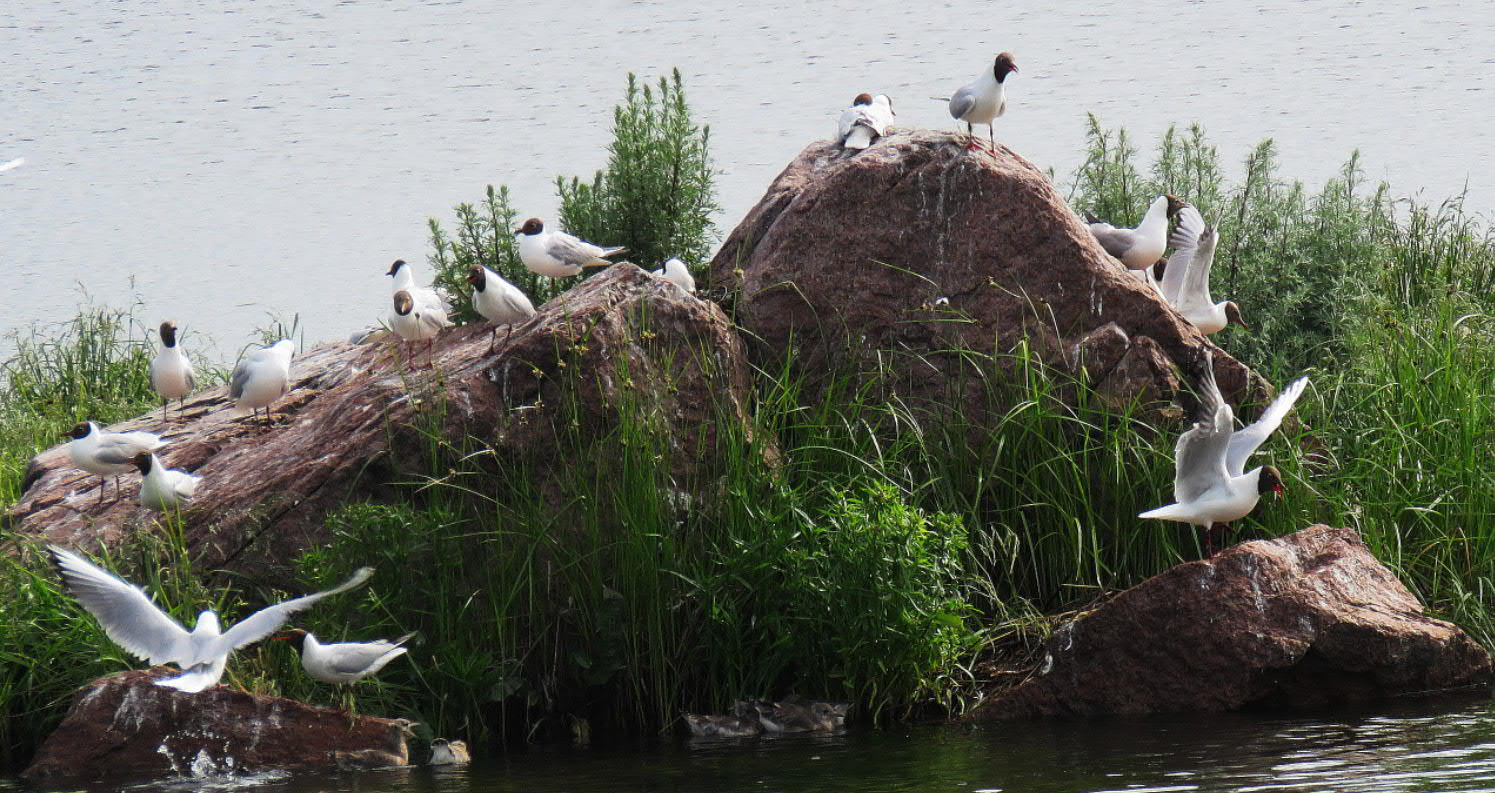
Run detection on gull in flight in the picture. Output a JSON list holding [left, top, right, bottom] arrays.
[[281, 628, 414, 685], [1139, 352, 1308, 554], [1087, 195, 1185, 271], [65, 421, 165, 503], [50, 546, 373, 693], [230, 339, 295, 425], [467, 264, 535, 351], [837, 93, 895, 151], [948, 52, 1018, 150], [1159, 205, 1248, 334], [150, 320, 196, 423], [133, 451, 201, 511], [514, 218, 626, 278], [652, 257, 696, 293]]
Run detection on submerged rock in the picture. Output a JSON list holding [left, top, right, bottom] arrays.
[[978, 526, 1494, 718], [709, 130, 1266, 411], [6, 265, 751, 579], [21, 669, 412, 786]]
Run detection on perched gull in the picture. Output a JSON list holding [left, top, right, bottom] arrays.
[[514, 218, 626, 278], [837, 93, 895, 151], [390, 289, 452, 364], [1139, 352, 1308, 554], [467, 264, 535, 351], [65, 421, 165, 503], [230, 339, 295, 425], [652, 257, 696, 293], [133, 451, 201, 511], [281, 628, 414, 685], [429, 739, 471, 766], [1087, 195, 1184, 270], [49, 546, 373, 693], [1160, 206, 1247, 335], [948, 52, 1018, 150], [149, 320, 196, 423], [386, 259, 449, 314]]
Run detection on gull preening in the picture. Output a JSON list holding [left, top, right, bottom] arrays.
[[1088, 195, 1184, 270], [65, 421, 165, 503], [948, 52, 1018, 150], [390, 289, 453, 364], [1159, 205, 1247, 335], [652, 257, 696, 293], [133, 451, 201, 511], [1139, 352, 1308, 553], [49, 546, 373, 693], [230, 339, 295, 425], [150, 320, 196, 423], [837, 93, 895, 151], [281, 628, 414, 685], [515, 218, 626, 278], [467, 264, 535, 351]]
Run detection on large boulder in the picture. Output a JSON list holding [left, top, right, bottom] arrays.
[[978, 526, 1494, 718], [21, 669, 411, 786], [6, 265, 750, 580], [709, 130, 1265, 410]]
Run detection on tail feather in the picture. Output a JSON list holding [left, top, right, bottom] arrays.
[[1138, 502, 1199, 523], [844, 127, 875, 149]]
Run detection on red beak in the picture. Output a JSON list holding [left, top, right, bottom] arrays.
[[1273, 483, 1285, 496]]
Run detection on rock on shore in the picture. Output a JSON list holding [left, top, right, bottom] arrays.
[[978, 526, 1494, 718]]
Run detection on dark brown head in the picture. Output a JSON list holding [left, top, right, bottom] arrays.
[[63, 422, 92, 440], [1224, 301, 1249, 329], [852, 93, 873, 106], [1258, 465, 1285, 497], [1153, 259, 1167, 281], [132, 451, 153, 474], [386, 259, 407, 277], [467, 265, 487, 291], [1165, 195, 1188, 219], [393, 290, 414, 316], [158, 320, 179, 348], [993, 52, 1018, 82], [514, 218, 544, 236]]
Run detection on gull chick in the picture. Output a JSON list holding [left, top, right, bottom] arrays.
[[1160, 205, 1247, 334], [282, 628, 414, 685], [149, 320, 196, 423], [514, 218, 626, 278], [948, 52, 1018, 150], [1139, 352, 1308, 554], [50, 546, 373, 693], [837, 93, 895, 150], [133, 451, 201, 511], [429, 739, 471, 766], [230, 339, 295, 425], [1088, 195, 1184, 270], [652, 257, 696, 293], [64, 421, 165, 503]]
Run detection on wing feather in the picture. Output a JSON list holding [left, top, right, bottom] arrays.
[[214, 567, 374, 653], [50, 547, 191, 665], [1161, 206, 1205, 304], [1226, 377, 1308, 477]]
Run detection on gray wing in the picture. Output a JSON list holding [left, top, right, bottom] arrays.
[[228, 354, 258, 399], [836, 106, 860, 140], [546, 234, 615, 267], [50, 546, 191, 665], [214, 567, 374, 653], [325, 634, 413, 674], [1088, 223, 1139, 259], [93, 433, 159, 466], [1161, 206, 1205, 304], [1173, 356, 1234, 503], [948, 84, 978, 121], [1225, 376, 1308, 477]]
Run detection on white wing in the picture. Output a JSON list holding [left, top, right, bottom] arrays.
[[1173, 224, 1220, 318], [1225, 376, 1308, 477], [50, 547, 192, 665], [213, 567, 374, 654], [1161, 206, 1206, 305], [322, 633, 414, 675], [1173, 355, 1235, 504]]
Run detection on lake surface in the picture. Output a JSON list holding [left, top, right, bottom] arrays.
[[7, 694, 1495, 793], [3, 0, 1492, 358]]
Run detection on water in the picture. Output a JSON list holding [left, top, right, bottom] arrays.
[[9, 694, 1495, 793], [3, 0, 1492, 356]]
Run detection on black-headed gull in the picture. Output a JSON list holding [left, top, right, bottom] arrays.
[[514, 218, 626, 278], [149, 320, 196, 423], [1087, 195, 1184, 270], [838, 93, 895, 151], [652, 257, 696, 293], [948, 53, 1018, 150], [281, 628, 414, 685], [1139, 353, 1308, 554], [391, 289, 452, 365], [1159, 206, 1247, 335], [64, 421, 165, 503], [49, 546, 373, 693], [133, 451, 201, 511], [429, 739, 471, 765], [230, 339, 295, 425], [386, 259, 450, 314], [467, 264, 535, 352]]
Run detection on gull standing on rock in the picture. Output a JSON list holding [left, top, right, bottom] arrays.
[[838, 93, 895, 151], [1088, 195, 1184, 270], [280, 628, 414, 685], [652, 257, 696, 293], [515, 218, 626, 278], [390, 289, 452, 365], [467, 264, 535, 351], [133, 451, 201, 512], [65, 421, 165, 503], [150, 321, 196, 423], [948, 52, 1018, 150], [49, 546, 374, 693], [1160, 205, 1248, 335], [1139, 352, 1308, 554], [386, 259, 449, 314], [230, 339, 295, 426]]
